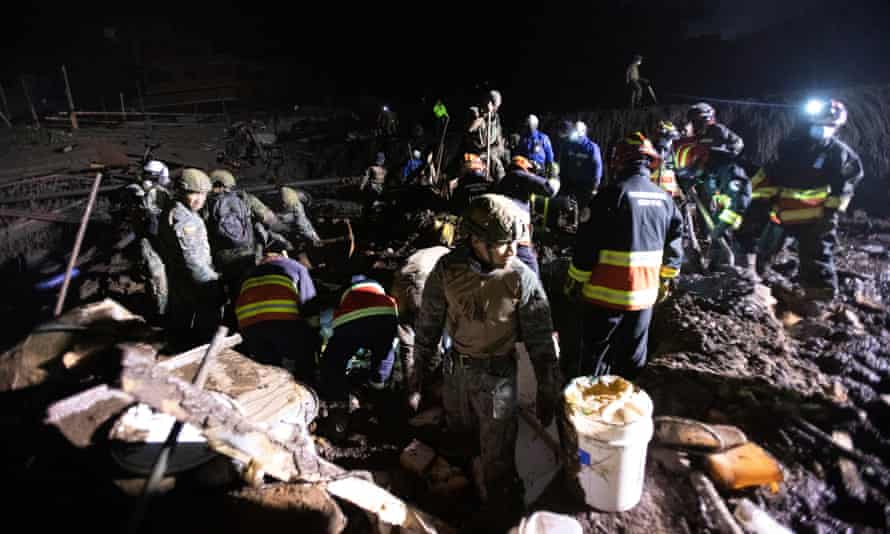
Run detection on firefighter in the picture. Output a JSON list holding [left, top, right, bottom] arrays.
[[650, 120, 682, 198], [564, 132, 683, 380], [750, 99, 863, 312]]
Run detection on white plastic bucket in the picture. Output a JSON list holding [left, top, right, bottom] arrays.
[[565, 376, 654, 512]]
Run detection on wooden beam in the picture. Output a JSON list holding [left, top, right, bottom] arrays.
[[20, 77, 39, 129], [0, 207, 111, 224], [61, 65, 78, 129], [0, 81, 9, 119]]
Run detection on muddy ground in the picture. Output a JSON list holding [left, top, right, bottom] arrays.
[[1, 118, 889, 533]]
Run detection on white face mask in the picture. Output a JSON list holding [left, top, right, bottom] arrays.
[[809, 125, 836, 140]]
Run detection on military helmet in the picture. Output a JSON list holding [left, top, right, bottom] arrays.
[[178, 168, 212, 193], [210, 169, 236, 189], [280, 186, 303, 209], [461, 194, 522, 243]]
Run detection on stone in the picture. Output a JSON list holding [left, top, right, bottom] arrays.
[[399, 439, 436, 476], [831, 431, 867, 502], [426, 457, 469, 496]]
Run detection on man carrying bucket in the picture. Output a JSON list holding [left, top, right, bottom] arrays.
[[563, 132, 684, 380], [412, 194, 562, 527]]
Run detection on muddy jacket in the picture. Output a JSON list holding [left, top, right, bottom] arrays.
[[751, 134, 863, 225], [235, 256, 316, 329], [391, 246, 451, 323], [569, 166, 683, 310], [467, 110, 502, 153], [451, 172, 492, 215], [415, 246, 558, 383], [495, 168, 557, 244], [517, 130, 555, 170], [157, 200, 219, 296]]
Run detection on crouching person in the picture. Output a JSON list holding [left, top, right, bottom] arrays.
[[235, 243, 320, 381], [412, 194, 561, 528]]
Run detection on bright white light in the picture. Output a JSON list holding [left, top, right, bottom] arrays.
[[805, 99, 825, 115], [382, 105, 389, 112]]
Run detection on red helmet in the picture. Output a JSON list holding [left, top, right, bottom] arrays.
[[613, 131, 661, 172]]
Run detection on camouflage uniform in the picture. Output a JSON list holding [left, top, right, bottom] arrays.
[[157, 200, 222, 340], [126, 181, 170, 317], [414, 246, 559, 508], [279, 187, 321, 245]]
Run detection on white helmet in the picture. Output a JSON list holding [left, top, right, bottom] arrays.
[[143, 160, 170, 186], [527, 114, 539, 131], [574, 121, 588, 138]]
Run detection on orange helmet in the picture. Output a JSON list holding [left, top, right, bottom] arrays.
[[510, 155, 536, 172], [613, 131, 661, 172], [463, 153, 486, 175]]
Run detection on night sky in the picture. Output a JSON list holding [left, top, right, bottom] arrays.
[[2, 2, 889, 116]]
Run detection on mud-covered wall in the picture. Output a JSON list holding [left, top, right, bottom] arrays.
[[540, 84, 890, 216]]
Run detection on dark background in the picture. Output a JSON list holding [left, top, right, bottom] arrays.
[[1, 1, 889, 120]]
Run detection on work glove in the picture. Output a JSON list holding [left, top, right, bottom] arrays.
[[656, 278, 673, 305], [563, 277, 583, 302]]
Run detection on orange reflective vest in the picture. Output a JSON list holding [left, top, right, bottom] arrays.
[[236, 273, 301, 329], [333, 280, 398, 328]]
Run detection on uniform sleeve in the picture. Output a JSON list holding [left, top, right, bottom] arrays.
[[175, 218, 219, 283], [591, 143, 603, 189], [660, 198, 684, 278], [291, 202, 321, 243], [568, 190, 611, 282], [245, 193, 276, 226], [839, 147, 864, 197], [517, 269, 559, 379], [543, 135, 554, 167], [726, 126, 744, 158], [414, 260, 448, 385]]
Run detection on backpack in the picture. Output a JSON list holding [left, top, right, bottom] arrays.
[[206, 191, 254, 250]]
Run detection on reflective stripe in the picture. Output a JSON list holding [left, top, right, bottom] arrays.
[[660, 265, 680, 278], [598, 249, 663, 267], [750, 168, 767, 188], [236, 300, 300, 322], [340, 281, 385, 305], [718, 208, 742, 229], [568, 262, 591, 282], [332, 306, 398, 328], [778, 207, 824, 223], [751, 186, 779, 199], [239, 274, 296, 294], [627, 191, 667, 200], [712, 193, 731, 210], [582, 285, 658, 309], [779, 186, 831, 201]]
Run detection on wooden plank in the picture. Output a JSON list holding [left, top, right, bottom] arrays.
[[20, 77, 39, 128], [61, 65, 78, 129]]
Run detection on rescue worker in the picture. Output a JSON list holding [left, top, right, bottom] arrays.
[[235, 242, 320, 380], [156, 168, 222, 342], [391, 245, 451, 406], [126, 160, 171, 318], [401, 148, 425, 184], [209, 169, 281, 232], [686, 102, 744, 173], [279, 186, 321, 246], [412, 194, 561, 526], [564, 132, 683, 380], [517, 114, 555, 177], [495, 155, 560, 274], [650, 120, 682, 198], [626, 54, 656, 108], [750, 99, 863, 312], [320, 274, 399, 435], [205, 169, 259, 298], [561, 121, 603, 209], [466, 90, 506, 180], [451, 153, 492, 215]]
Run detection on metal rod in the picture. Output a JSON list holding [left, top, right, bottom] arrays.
[[129, 326, 229, 533], [61, 65, 78, 129], [120, 92, 126, 120], [0, 81, 9, 119], [54, 172, 103, 317], [21, 77, 39, 129], [0, 110, 11, 128]]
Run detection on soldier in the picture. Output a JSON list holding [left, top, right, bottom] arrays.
[[279, 186, 321, 246], [156, 169, 223, 342], [412, 194, 561, 527]]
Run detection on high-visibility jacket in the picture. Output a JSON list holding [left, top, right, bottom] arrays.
[[751, 135, 863, 225], [332, 279, 398, 328], [568, 167, 683, 310], [235, 257, 316, 329]]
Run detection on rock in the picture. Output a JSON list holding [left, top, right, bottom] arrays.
[[839, 309, 865, 332], [408, 407, 443, 427], [854, 292, 886, 313], [780, 310, 803, 328], [826, 380, 849, 404], [654, 416, 747, 451], [831, 431, 867, 502], [399, 439, 436, 476], [426, 457, 469, 496]]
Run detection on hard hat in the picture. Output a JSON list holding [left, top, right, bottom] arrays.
[[125, 183, 145, 197], [375, 152, 386, 166], [511, 155, 541, 174], [803, 98, 847, 128], [280, 186, 301, 209], [488, 89, 502, 108], [178, 168, 212, 193], [461, 194, 522, 243], [412, 149, 422, 159], [463, 153, 486, 175], [612, 131, 661, 172], [687, 102, 716, 124], [210, 169, 236, 189], [574, 121, 587, 138], [143, 160, 169, 181], [527, 114, 539, 131]]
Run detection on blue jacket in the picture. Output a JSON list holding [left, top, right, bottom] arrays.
[[518, 130, 554, 169], [562, 136, 603, 200], [401, 157, 424, 181]]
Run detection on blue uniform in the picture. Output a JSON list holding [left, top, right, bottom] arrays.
[[401, 157, 424, 182], [517, 130, 554, 170], [561, 136, 603, 203]]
